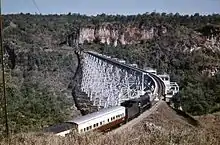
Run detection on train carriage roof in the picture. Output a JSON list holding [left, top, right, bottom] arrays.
[[67, 106, 125, 125]]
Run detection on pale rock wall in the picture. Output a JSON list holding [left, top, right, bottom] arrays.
[[79, 28, 95, 43], [78, 24, 165, 46]]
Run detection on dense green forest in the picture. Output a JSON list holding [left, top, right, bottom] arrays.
[[0, 12, 220, 136]]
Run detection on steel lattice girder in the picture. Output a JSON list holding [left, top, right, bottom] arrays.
[[81, 53, 156, 108]]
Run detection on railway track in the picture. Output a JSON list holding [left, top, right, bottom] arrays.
[[149, 73, 166, 100]]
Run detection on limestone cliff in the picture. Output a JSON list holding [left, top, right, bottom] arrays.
[[79, 23, 167, 46]]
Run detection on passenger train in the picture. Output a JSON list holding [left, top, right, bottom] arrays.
[[44, 94, 151, 136]]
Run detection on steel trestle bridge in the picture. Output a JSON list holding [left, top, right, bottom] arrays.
[[80, 51, 166, 108]]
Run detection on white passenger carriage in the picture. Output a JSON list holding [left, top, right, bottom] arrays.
[[68, 106, 126, 134], [45, 106, 126, 136]]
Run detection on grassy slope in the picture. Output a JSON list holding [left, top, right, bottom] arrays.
[[0, 102, 219, 145]]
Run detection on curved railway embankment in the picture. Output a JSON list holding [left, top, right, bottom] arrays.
[[110, 100, 200, 135]]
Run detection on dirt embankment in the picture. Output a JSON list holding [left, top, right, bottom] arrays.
[[113, 100, 200, 135], [195, 112, 220, 139], [137, 101, 200, 132], [1, 101, 220, 145]]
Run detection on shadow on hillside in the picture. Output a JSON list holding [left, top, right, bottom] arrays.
[[169, 105, 201, 127]]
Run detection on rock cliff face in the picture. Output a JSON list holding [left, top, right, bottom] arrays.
[[79, 23, 167, 46]]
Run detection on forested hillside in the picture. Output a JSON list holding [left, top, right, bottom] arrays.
[[0, 12, 220, 136]]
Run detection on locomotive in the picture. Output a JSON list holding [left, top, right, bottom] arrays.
[[44, 94, 151, 136]]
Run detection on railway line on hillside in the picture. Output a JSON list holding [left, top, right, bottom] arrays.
[[44, 50, 170, 136]]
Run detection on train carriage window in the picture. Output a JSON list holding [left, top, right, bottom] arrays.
[[89, 126, 92, 129], [84, 128, 86, 132], [80, 129, 83, 133], [107, 119, 109, 122], [100, 122, 102, 125], [96, 123, 98, 127], [86, 127, 89, 131], [93, 124, 96, 128]]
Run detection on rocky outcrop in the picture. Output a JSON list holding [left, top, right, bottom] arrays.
[[79, 23, 167, 46]]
